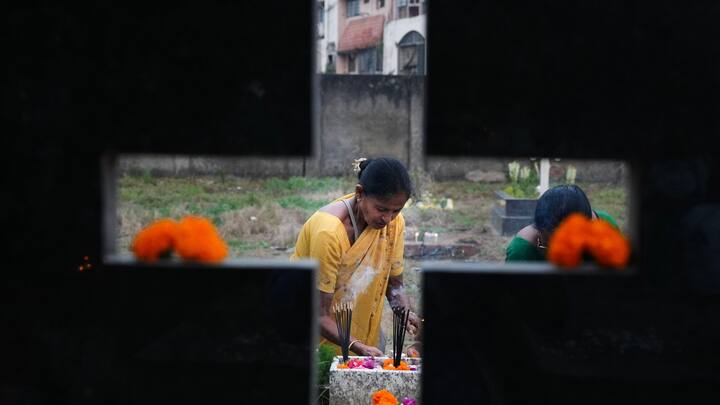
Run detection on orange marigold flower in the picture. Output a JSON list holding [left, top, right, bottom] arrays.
[[130, 218, 178, 262], [174, 216, 229, 263], [382, 360, 410, 371], [548, 213, 631, 269], [547, 213, 590, 268], [336, 363, 348, 369], [372, 389, 398, 405], [586, 220, 631, 268]]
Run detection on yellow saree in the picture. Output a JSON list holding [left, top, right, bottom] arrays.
[[291, 194, 405, 354]]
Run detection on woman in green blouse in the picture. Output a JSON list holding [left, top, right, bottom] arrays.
[[505, 184, 619, 262]]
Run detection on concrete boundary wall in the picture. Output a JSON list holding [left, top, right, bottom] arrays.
[[119, 75, 626, 183]]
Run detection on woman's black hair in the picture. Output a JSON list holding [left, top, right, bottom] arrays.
[[534, 184, 592, 233], [357, 157, 414, 200]]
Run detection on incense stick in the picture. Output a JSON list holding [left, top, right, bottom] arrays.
[[392, 306, 410, 367], [334, 301, 353, 362]]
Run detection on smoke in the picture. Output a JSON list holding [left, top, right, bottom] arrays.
[[344, 265, 376, 303], [389, 285, 405, 298]]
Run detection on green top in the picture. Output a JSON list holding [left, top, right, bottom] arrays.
[[505, 210, 619, 262]]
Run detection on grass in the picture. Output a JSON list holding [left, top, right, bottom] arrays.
[[116, 174, 354, 255], [264, 176, 350, 195], [277, 196, 330, 212], [227, 239, 271, 252], [575, 182, 629, 232]]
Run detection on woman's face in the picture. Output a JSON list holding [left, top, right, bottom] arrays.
[[357, 191, 408, 229]]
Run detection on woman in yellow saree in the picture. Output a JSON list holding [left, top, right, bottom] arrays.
[[292, 157, 421, 357]]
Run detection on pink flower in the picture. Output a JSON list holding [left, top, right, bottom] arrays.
[[401, 398, 417, 405], [362, 357, 376, 369]]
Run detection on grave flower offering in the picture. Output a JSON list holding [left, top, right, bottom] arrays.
[[361, 357, 377, 369], [130, 216, 228, 263], [371, 389, 398, 405], [371, 389, 417, 405], [383, 358, 412, 371], [334, 301, 354, 362], [338, 357, 377, 369], [548, 213, 630, 268]]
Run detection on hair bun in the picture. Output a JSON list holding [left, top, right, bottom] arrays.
[[352, 157, 368, 175]]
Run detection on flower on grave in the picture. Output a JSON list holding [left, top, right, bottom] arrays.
[[547, 213, 630, 268], [372, 389, 398, 405], [371, 389, 417, 405], [508, 161, 520, 183], [338, 357, 378, 369], [566, 164, 577, 184], [519, 165, 531, 181], [382, 359, 411, 371], [362, 357, 377, 369], [131, 216, 228, 263]]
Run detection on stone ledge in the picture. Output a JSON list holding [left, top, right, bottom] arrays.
[[404, 242, 480, 259], [329, 356, 421, 405]]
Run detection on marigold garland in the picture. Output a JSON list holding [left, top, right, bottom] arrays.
[[174, 216, 228, 262], [371, 389, 416, 405], [130, 219, 178, 261], [547, 213, 630, 269], [372, 389, 398, 405], [130, 216, 228, 263], [382, 358, 411, 371]]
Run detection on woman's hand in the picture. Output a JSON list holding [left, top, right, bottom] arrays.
[[354, 342, 384, 357], [407, 343, 421, 358]]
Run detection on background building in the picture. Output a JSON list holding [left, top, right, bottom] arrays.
[[317, 0, 339, 73], [317, 0, 427, 75]]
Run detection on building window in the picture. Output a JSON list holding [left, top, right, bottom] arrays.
[[344, 47, 383, 74], [326, 55, 336, 73], [358, 49, 371, 74], [326, 42, 337, 73], [347, 0, 360, 17], [377, 0, 385, 8], [398, 31, 425, 75], [348, 53, 356, 72], [397, 0, 423, 19]]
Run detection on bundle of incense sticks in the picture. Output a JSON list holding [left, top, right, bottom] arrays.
[[392, 306, 411, 367], [333, 301, 353, 362]]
